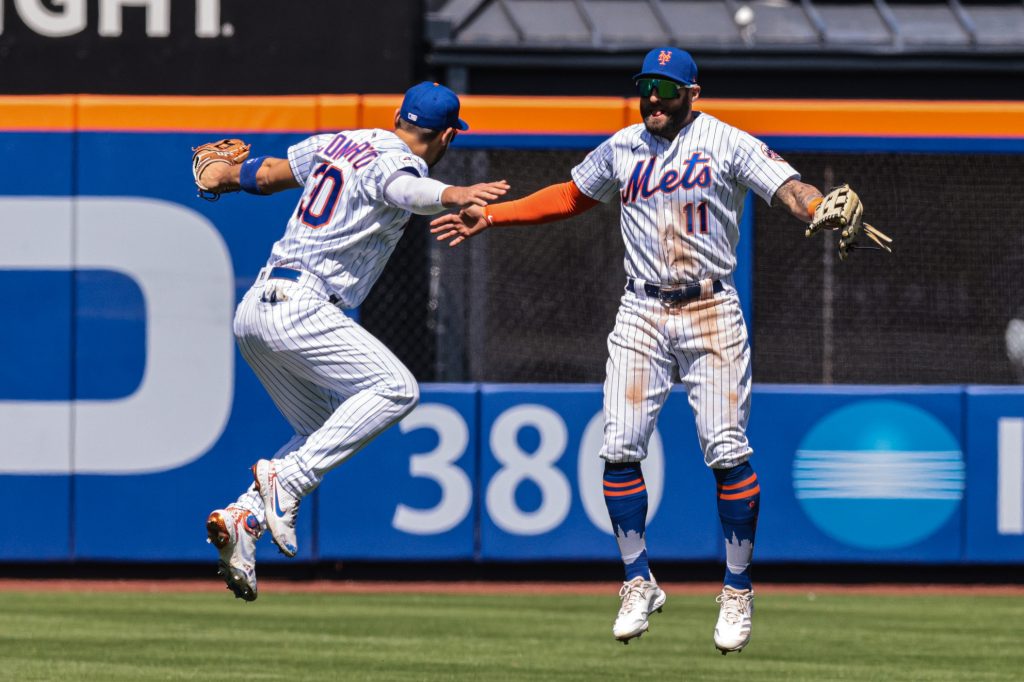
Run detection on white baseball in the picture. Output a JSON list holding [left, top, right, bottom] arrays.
[[734, 5, 754, 27], [1006, 318, 1024, 367]]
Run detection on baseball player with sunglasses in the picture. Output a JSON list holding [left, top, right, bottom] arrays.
[[431, 48, 890, 653], [193, 82, 509, 602]]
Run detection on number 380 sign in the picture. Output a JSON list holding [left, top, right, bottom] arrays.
[[314, 387, 684, 561]]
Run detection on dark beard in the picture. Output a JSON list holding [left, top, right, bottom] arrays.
[[641, 98, 692, 140]]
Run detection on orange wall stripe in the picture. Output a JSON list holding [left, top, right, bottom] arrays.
[[317, 95, 361, 132], [458, 96, 628, 135], [360, 95, 629, 134], [0, 96, 75, 131], [361, 94, 405, 131], [0, 96, 1021, 138], [689, 99, 1024, 138], [77, 95, 318, 133]]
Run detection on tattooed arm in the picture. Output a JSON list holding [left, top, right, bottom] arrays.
[[772, 178, 824, 222]]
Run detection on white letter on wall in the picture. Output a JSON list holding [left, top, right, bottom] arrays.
[[998, 417, 1024, 535], [0, 197, 235, 475], [195, 0, 220, 37], [14, 0, 86, 37], [99, 0, 169, 37]]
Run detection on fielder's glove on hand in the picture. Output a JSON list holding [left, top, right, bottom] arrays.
[[806, 184, 893, 261], [192, 138, 251, 201]]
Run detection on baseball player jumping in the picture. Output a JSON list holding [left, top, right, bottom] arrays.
[[431, 48, 889, 653], [193, 82, 509, 602]]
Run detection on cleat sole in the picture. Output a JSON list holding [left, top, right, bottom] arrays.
[[716, 645, 746, 655], [217, 561, 256, 602], [270, 535, 297, 557], [614, 624, 649, 643], [206, 512, 230, 549]]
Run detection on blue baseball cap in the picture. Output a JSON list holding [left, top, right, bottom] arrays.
[[399, 81, 469, 132], [633, 47, 698, 86]]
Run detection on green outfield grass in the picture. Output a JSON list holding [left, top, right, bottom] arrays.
[[0, 589, 1021, 681]]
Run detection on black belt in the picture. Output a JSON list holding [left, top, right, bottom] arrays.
[[627, 277, 723, 305]]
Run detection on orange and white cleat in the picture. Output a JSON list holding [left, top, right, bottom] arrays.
[[253, 459, 301, 557], [206, 506, 261, 602]]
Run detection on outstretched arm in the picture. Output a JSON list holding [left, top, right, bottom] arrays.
[[383, 173, 509, 215], [772, 178, 824, 222], [777, 178, 893, 260], [200, 157, 301, 196], [430, 180, 600, 246]]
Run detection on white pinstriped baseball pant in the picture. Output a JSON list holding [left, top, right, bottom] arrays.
[[599, 282, 753, 469], [231, 268, 419, 526]]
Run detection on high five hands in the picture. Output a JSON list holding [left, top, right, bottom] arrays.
[[441, 180, 509, 210], [431, 203, 493, 247]]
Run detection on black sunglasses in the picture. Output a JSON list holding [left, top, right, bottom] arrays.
[[636, 78, 687, 99]]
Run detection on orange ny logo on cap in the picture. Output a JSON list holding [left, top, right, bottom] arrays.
[[658, 50, 672, 65]]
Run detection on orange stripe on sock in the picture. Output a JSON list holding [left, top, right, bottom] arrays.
[[718, 485, 760, 501], [604, 485, 647, 497], [718, 473, 758, 491], [604, 478, 643, 488]]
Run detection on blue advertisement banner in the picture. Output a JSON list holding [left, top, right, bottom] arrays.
[[964, 388, 1024, 562], [0, 132, 73, 559], [478, 385, 720, 561], [0, 129, 1018, 566], [317, 386, 478, 560], [750, 386, 966, 563], [69, 132, 314, 562]]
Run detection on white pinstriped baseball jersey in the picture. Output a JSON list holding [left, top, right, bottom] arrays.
[[227, 128, 427, 527], [270, 128, 430, 309], [580, 113, 798, 468], [572, 113, 798, 285]]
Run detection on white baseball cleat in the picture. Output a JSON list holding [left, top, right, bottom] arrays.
[[253, 459, 301, 557], [206, 506, 261, 602], [714, 586, 754, 654], [612, 574, 667, 643]]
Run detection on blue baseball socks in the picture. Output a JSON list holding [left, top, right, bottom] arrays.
[[604, 462, 650, 581], [714, 462, 760, 591]]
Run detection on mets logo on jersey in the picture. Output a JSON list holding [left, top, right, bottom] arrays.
[[760, 143, 787, 162], [621, 152, 712, 205], [658, 50, 672, 65]]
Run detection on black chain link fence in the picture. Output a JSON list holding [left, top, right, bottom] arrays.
[[361, 148, 1024, 385], [753, 152, 1024, 384]]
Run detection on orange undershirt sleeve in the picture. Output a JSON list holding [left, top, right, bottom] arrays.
[[486, 181, 600, 226]]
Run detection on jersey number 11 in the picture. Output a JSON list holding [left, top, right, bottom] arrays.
[[683, 201, 709, 236]]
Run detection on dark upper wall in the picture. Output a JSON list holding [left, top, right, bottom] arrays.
[[0, 0, 423, 94], [0, 0, 1019, 99]]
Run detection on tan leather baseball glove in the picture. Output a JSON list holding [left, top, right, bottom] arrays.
[[191, 138, 251, 201], [806, 184, 893, 261]]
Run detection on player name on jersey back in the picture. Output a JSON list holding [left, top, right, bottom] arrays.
[[320, 133, 380, 170]]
